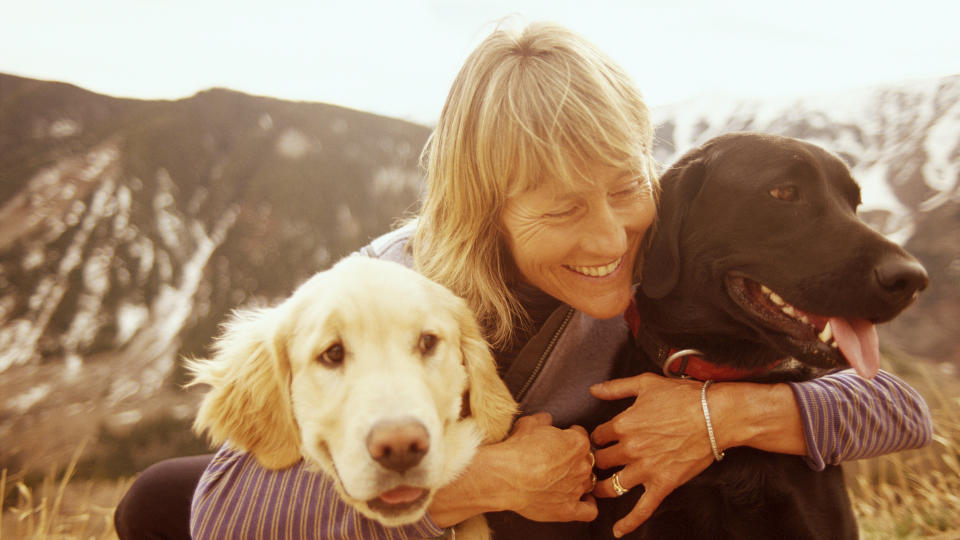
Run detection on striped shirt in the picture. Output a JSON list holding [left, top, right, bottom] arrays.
[[190, 447, 446, 540], [789, 368, 933, 471]]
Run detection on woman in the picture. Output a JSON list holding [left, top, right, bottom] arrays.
[[115, 21, 932, 539]]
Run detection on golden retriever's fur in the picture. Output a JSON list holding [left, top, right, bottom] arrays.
[[188, 256, 516, 535]]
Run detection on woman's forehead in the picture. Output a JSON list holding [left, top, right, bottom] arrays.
[[518, 164, 640, 198]]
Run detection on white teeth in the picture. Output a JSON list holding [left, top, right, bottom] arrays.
[[568, 259, 620, 278], [760, 283, 818, 329], [818, 322, 833, 343]]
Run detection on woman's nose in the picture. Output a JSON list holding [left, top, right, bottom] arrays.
[[580, 204, 627, 255]]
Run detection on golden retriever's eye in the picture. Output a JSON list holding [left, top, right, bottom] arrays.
[[317, 343, 345, 367], [418, 333, 438, 355], [769, 185, 798, 201]]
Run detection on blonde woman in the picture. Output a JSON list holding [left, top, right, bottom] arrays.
[[116, 21, 931, 539]]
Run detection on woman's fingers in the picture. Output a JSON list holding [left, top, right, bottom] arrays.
[[611, 483, 669, 538], [512, 411, 554, 433], [593, 464, 640, 499], [590, 375, 645, 401]]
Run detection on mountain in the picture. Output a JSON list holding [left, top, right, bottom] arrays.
[[1, 73, 957, 477], [0, 73, 431, 474]]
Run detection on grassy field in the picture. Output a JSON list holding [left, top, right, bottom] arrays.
[[3, 359, 958, 540]]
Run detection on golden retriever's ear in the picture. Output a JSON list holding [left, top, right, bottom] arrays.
[[454, 300, 517, 443], [187, 308, 302, 469]]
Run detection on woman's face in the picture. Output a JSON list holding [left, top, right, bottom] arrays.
[[502, 163, 656, 319]]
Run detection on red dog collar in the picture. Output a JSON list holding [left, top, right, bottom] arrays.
[[625, 299, 782, 381]]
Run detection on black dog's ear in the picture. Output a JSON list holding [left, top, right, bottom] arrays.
[[641, 156, 706, 298]]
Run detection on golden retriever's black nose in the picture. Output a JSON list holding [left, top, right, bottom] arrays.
[[367, 418, 430, 473], [875, 256, 929, 306]]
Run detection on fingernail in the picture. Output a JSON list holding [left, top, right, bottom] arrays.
[[613, 529, 623, 539]]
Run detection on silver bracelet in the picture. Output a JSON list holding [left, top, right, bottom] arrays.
[[701, 380, 725, 461]]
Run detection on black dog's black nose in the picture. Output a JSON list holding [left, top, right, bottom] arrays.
[[874, 257, 929, 305], [367, 418, 429, 473]]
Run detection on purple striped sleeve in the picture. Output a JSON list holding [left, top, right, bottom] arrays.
[[788, 369, 933, 471], [190, 446, 447, 540]]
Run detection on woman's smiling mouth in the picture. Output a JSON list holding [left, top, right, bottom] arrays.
[[566, 257, 622, 278]]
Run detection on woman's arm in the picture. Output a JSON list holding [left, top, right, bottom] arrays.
[[589, 368, 933, 537], [192, 414, 597, 539], [706, 369, 933, 466], [786, 368, 933, 469]]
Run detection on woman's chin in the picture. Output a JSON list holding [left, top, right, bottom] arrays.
[[568, 292, 632, 320]]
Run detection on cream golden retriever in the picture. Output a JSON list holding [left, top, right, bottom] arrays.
[[188, 256, 516, 537]]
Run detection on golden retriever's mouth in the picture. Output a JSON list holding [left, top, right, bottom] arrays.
[[366, 486, 430, 517], [724, 274, 880, 378]]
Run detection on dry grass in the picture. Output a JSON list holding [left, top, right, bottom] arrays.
[[0, 441, 130, 540], [3, 362, 958, 539], [846, 359, 960, 539]]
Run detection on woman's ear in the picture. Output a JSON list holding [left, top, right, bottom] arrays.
[[454, 300, 517, 443], [641, 156, 706, 299], [187, 307, 302, 469]]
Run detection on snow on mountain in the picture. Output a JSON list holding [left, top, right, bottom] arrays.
[[651, 75, 960, 245]]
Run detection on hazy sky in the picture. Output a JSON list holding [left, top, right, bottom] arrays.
[[3, 0, 959, 124]]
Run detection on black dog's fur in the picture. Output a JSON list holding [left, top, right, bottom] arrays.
[[596, 133, 928, 539]]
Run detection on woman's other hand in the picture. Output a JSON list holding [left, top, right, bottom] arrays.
[[497, 412, 598, 522], [429, 412, 598, 527], [589, 374, 714, 537], [589, 373, 806, 537]]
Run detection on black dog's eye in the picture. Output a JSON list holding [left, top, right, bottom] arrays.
[[317, 343, 345, 367], [418, 333, 438, 355], [769, 185, 799, 202]]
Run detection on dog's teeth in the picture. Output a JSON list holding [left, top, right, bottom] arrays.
[[781, 305, 796, 317], [761, 285, 773, 295], [798, 314, 811, 325], [769, 292, 785, 306], [818, 322, 833, 343]]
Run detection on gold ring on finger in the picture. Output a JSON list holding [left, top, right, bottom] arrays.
[[611, 472, 629, 497], [590, 473, 597, 492]]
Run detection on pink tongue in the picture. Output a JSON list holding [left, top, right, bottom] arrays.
[[378, 486, 425, 505], [828, 317, 879, 379]]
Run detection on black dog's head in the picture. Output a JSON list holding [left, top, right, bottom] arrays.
[[636, 132, 928, 379]]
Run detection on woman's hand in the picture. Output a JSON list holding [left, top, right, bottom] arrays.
[[589, 373, 807, 537], [589, 374, 714, 537], [429, 412, 597, 527], [495, 412, 598, 522]]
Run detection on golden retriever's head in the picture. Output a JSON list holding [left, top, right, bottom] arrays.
[[188, 256, 516, 525]]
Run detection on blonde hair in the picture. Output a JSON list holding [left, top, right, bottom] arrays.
[[411, 21, 657, 349]]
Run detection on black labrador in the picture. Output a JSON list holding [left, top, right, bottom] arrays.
[[597, 132, 928, 539]]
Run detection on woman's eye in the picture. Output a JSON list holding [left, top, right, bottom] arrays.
[[769, 185, 799, 202], [611, 179, 649, 200], [543, 206, 577, 219], [317, 343, 345, 367]]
